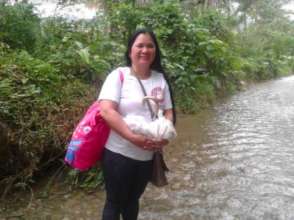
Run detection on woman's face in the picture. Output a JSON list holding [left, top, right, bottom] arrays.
[[129, 33, 156, 69]]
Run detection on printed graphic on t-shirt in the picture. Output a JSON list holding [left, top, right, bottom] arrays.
[[151, 87, 164, 103]]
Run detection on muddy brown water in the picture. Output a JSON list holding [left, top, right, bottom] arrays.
[[1, 76, 294, 220]]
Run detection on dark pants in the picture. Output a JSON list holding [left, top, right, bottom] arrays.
[[102, 149, 153, 220]]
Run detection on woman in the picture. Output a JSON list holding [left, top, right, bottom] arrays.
[[98, 28, 176, 220]]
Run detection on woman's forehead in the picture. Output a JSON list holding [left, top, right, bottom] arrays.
[[134, 33, 154, 43]]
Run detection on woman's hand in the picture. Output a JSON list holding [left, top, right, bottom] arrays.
[[130, 133, 169, 151], [129, 133, 149, 148], [156, 139, 169, 147], [129, 133, 156, 151], [146, 139, 169, 151]]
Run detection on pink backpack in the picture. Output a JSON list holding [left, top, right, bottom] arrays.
[[64, 69, 124, 171]]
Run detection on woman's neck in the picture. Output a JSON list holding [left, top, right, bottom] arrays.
[[131, 65, 151, 79]]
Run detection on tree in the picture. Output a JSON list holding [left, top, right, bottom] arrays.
[[232, 0, 292, 29], [0, 2, 41, 51]]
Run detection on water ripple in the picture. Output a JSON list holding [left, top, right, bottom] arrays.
[[141, 76, 294, 220]]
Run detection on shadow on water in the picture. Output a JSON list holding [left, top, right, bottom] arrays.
[[2, 76, 294, 219]]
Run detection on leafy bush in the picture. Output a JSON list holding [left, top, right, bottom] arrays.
[[0, 2, 40, 52], [0, 48, 94, 195], [34, 18, 124, 83]]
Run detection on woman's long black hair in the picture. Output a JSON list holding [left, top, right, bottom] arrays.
[[125, 28, 176, 125]]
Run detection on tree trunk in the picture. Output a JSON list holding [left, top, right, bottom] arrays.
[[208, 0, 218, 7], [136, 0, 152, 6]]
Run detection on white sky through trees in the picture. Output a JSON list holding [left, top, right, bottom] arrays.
[[8, 0, 294, 20]]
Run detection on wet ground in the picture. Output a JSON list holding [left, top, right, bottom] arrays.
[[2, 76, 294, 220]]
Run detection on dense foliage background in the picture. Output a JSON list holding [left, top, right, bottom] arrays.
[[0, 0, 293, 195]]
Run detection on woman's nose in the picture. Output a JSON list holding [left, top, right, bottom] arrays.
[[142, 47, 148, 52]]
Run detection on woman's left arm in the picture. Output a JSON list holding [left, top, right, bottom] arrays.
[[163, 108, 173, 122]]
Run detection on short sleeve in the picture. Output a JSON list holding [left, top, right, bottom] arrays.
[[98, 68, 123, 103], [162, 79, 173, 110]]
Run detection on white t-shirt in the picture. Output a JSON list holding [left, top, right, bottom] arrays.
[[98, 67, 173, 161]]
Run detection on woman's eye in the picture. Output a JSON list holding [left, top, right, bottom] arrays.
[[147, 44, 155, 49], [136, 44, 155, 49]]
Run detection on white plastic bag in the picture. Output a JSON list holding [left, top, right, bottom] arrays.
[[124, 110, 177, 141]]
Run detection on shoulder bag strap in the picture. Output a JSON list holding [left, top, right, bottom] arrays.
[[135, 76, 156, 120]]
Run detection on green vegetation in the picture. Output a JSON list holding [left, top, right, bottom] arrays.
[[0, 0, 293, 195]]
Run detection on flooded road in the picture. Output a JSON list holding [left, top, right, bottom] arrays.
[[2, 76, 294, 219], [141, 76, 294, 220]]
